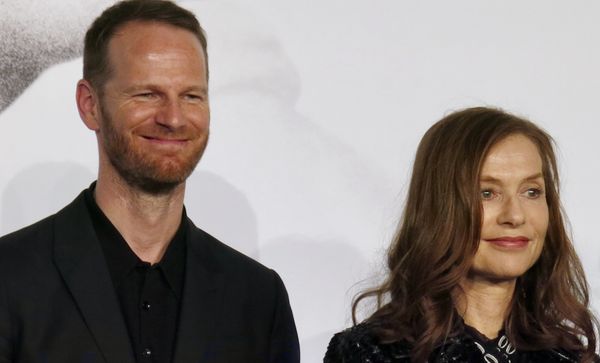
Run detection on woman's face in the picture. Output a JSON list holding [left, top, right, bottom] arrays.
[[471, 134, 549, 282]]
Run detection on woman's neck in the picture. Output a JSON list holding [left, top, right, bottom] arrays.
[[455, 277, 516, 339]]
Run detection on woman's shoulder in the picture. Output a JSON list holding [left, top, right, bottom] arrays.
[[524, 348, 599, 363], [324, 322, 411, 363]]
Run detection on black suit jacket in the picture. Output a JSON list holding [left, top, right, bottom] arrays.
[[0, 191, 300, 363]]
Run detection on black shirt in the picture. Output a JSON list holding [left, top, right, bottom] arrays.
[[84, 187, 187, 363], [324, 322, 583, 362], [464, 324, 518, 363]]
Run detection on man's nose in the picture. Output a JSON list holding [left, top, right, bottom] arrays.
[[497, 195, 526, 227], [156, 98, 185, 129]]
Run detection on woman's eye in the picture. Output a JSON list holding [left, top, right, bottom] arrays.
[[481, 190, 495, 200], [525, 188, 543, 198]]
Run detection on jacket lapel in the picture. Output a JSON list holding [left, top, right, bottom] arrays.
[[172, 222, 225, 362], [53, 192, 135, 363]]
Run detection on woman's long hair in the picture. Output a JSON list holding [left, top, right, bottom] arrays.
[[353, 107, 598, 362]]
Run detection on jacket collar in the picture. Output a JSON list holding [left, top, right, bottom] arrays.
[[172, 221, 226, 361], [53, 190, 227, 362], [53, 191, 135, 363]]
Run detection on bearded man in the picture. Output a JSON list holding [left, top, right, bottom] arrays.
[[0, 1, 300, 362]]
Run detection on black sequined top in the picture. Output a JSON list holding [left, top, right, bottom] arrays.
[[324, 323, 584, 363]]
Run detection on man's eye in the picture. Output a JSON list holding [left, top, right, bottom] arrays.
[[136, 92, 155, 99], [481, 190, 495, 200], [185, 94, 203, 101]]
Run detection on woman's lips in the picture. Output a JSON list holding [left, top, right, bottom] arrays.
[[484, 236, 530, 248]]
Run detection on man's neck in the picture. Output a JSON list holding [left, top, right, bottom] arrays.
[[455, 277, 515, 339], [94, 173, 186, 264]]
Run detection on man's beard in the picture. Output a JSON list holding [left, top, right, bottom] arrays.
[[99, 102, 208, 195]]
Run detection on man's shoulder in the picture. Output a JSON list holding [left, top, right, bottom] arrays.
[[185, 222, 292, 315], [0, 214, 55, 253], [0, 213, 58, 280], [0, 191, 86, 268], [186, 221, 275, 279]]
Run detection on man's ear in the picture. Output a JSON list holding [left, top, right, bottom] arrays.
[[76, 79, 101, 131]]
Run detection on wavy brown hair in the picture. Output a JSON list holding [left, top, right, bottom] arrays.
[[353, 107, 598, 362]]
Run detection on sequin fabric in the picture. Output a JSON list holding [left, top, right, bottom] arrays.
[[324, 323, 585, 363]]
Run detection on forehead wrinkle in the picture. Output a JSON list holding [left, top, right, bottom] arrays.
[[479, 172, 544, 186]]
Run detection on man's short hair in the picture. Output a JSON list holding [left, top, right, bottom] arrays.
[[83, 0, 208, 93]]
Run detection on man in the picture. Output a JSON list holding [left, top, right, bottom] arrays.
[[0, 1, 300, 362]]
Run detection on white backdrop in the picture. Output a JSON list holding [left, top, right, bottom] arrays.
[[1, 1, 600, 361]]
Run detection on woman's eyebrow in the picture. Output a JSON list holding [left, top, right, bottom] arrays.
[[479, 172, 543, 184]]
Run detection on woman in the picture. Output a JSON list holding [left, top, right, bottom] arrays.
[[325, 107, 598, 362]]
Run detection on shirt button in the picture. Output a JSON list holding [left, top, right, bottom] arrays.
[[142, 301, 151, 310], [143, 348, 152, 357]]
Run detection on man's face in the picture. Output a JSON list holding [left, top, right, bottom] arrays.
[[97, 21, 209, 194]]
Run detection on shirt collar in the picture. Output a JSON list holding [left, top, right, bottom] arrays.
[[84, 182, 187, 299]]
